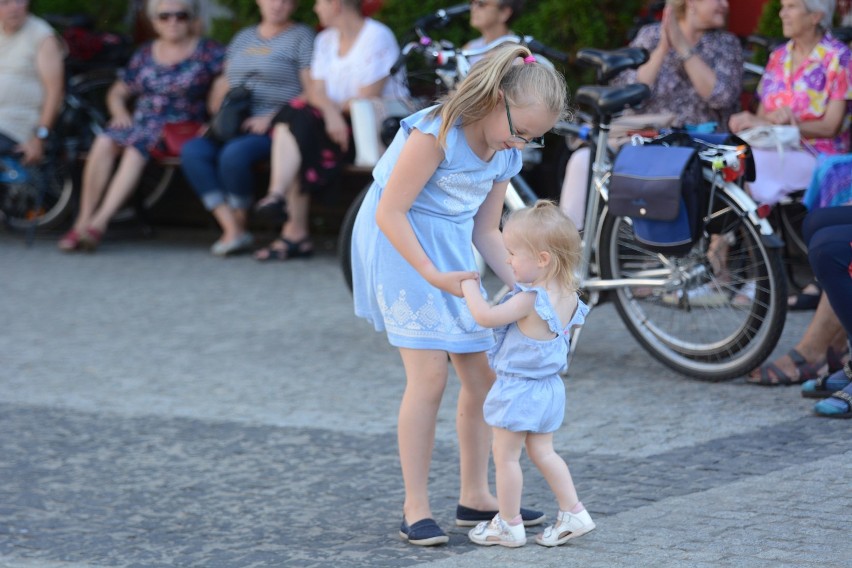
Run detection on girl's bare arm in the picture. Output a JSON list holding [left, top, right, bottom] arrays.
[[375, 130, 478, 297]]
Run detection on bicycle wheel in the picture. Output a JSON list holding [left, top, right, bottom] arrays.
[[1, 152, 74, 232], [338, 182, 370, 292], [599, 184, 787, 381]]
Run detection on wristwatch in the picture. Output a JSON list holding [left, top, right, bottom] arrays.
[[35, 125, 50, 140], [677, 47, 696, 63]]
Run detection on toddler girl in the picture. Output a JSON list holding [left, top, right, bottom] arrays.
[[461, 200, 594, 548]]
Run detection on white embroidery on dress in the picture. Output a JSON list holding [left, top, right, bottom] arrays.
[[435, 173, 490, 214], [377, 285, 489, 340]]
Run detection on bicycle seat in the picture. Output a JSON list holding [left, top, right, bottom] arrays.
[[575, 84, 650, 117], [576, 47, 649, 83]]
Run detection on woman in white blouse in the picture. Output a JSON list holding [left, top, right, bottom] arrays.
[[253, 0, 407, 261]]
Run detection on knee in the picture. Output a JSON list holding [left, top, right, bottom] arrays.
[[525, 443, 554, 466], [89, 135, 117, 158], [182, 136, 216, 160], [218, 143, 253, 172]]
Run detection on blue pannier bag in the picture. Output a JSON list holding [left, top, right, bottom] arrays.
[[608, 144, 705, 255]]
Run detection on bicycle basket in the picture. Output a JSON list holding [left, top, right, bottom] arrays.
[[609, 143, 705, 255]]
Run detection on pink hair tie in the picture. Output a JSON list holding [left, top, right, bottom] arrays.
[[523, 55, 536, 64]]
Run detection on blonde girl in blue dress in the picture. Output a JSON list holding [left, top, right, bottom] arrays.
[[461, 201, 594, 548], [351, 45, 568, 546]]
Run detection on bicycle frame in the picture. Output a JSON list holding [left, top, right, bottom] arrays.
[[568, 117, 777, 296]]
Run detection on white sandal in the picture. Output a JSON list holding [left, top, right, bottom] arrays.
[[535, 509, 596, 547], [468, 514, 526, 547]]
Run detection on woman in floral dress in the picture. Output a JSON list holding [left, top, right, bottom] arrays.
[[729, 0, 852, 207], [58, 0, 224, 252]]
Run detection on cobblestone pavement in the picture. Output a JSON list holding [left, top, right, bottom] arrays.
[[1, 231, 850, 568]]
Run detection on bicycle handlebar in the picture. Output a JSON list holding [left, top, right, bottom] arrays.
[[390, 31, 565, 77], [413, 3, 470, 33]]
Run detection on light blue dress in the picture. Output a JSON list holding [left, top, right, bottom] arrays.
[[484, 284, 590, 433], [351, 106, 523, 352]]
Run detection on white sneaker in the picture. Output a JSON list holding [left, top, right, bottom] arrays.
[[468, 514, 526, 548], [535, 509, 595, 547]]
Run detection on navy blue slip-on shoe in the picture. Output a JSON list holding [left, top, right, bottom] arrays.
[[455, 504, 546, 527], [399, 517, 449, 546]]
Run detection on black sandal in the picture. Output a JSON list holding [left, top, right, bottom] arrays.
[[253, 195, 288, 225], [788, 280, 822, 311], [253, 237, 313, 262]]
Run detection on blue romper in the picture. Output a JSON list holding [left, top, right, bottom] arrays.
[[484, 284, 590, 433], [351, 106, 522, 352]]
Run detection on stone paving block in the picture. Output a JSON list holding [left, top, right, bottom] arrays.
[[2, 235, 850, 567]]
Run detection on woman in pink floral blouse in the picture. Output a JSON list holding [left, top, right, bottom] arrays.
[[729, 0, 852, 206]]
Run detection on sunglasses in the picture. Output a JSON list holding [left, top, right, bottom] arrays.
[[504, 98, 545, 148], [156, 10, 191, 22], [470, 0, 501, 8]]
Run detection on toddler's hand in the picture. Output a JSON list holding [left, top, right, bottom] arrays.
[[460, 277, 481, 298]]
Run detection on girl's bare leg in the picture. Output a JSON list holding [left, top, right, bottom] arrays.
[[398, 348, 449, 523], [491, 427, 526, 521], [449, 351, 498, 510], [526, 432, 579, 512]]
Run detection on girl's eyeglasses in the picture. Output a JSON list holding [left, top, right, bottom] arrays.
[[156, 10, 191, 22], [504, 99, 545, 148]]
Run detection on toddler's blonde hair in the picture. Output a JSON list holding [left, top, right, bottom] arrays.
[[504, 200, 581, 292]]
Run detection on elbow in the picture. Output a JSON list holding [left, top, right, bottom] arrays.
[[374, 203, 392, 236]]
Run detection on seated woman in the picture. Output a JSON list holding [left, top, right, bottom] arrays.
[[801, 205, 852, 418], [251, 0, 407, 261], [58, 0, 224, 252], [728, 0, 852, 208], [464, 0, 525, 64], [559, 0, 742, 229], [749, 151, 852, 386], [0, 0, 64, 164], [180, 0, 314, 256]]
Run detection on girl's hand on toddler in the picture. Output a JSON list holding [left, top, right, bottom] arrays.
[[430, 270, 480, 298]]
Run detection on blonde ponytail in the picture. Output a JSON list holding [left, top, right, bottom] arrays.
[[431, 44, 569, 149]]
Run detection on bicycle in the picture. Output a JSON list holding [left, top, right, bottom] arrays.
[[0, 14, 134, 238], [0, 68, 110, 237], [337, 6, 566, 290], [552, 47, 787, 381]]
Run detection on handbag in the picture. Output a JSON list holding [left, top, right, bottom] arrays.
[[608, 143, 705, 254], [207, 84, 252, 142], [161, 121, 204, 157]]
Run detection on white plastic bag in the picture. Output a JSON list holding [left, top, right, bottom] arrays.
[[737, 125, 801, 154]]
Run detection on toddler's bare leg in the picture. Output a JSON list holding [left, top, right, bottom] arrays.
[[526, 432, 579, 511]]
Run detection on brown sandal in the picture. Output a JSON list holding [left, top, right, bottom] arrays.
[[746, 348, 826, 386]]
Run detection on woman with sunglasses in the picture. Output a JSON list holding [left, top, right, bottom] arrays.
[[58, 0, 224, 252], [464, 0, 525, 65]]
